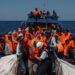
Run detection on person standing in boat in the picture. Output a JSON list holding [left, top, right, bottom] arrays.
[[33, 8, 40, 19], [51, 10, 58, 20], [35, 42, 55, 75], [16, 33, 29, 75], [5, 32, 14, 54], [28, 40, 39, 75]]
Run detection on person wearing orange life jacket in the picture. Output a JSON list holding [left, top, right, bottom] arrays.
[[40, 32, 47, 47], [59, 31, 66, 44], [24, 27, 30, 42], [0, 38, 5, 57], [0, 43, 3, 52], [64, 40, 70, 58], [68, 37, 75, 48], [5, 34, 8, 42], [28, 40, 39, 75], [65, 31, 71, 41], [4, 42, 11, 55], [67, 37, 75, 59], [12, 30, 18, 53], [33, 8, 40, 17], [28, 40, 39, 60], [4, 34, 11, 55], [56, 41, 64, 59], [33, 8, 41, 19], [5, 32, 14, 54], [56, 42, 64, 52], [40, 32, 46, 42], [27, 39, 32, 47], [63, 30, 71, 44], [7, 40, 14, 54], [54, 30, 59, 37]]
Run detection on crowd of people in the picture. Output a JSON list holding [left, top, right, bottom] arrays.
[[28, 8, 58, 20], [0, 9, 75, 75], [0, 22, 75, 75]]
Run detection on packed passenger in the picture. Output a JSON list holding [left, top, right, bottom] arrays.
[[0, 18, 75, 75], [35, 42, 56, 75], [0, 37, 5, 57], [28, 8, 58, 19]]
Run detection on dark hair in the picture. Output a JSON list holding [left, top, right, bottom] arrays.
[[35, 8, 38, 10], [33, 41, 36, 47]]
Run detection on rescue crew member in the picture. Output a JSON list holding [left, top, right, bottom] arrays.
[[35, 42, 55, 75]]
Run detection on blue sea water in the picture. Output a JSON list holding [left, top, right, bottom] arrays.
[[61, 21, 75, 36], [0, 21, 23, 35], [0, 21, 75, 36]]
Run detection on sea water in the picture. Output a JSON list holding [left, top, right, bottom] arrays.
[[0, 21, 75, 36]]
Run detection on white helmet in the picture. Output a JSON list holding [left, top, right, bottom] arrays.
[[36, 42, 43, 49]]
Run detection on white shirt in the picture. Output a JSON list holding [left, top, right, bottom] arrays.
[[50, 36, 56, 47], [40, 50, 48, 60], [16, 43, 22, 56]]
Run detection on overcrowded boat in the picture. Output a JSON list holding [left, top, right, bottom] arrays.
[[0, 8, 75, 75]]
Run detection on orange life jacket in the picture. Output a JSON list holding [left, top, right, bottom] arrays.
[[27, 40, 32, 47], [68, 40, 75, 48], [6, 40, 14, 54], [24, 31, 30, 42], [64, 44, 69, 56], [33, 10, 40, 15], [56, 43, 64, 52], [54, 31, 59, 36], [5, 34, 8, 41], [12, 34, 18, 44], [28, 38, 39, 60], [29, 46, 39, 60], [40, 36, 46, 42], [65, 32, 71, 40], [0, 43, 4, 53], [59, 32, 65, 44]]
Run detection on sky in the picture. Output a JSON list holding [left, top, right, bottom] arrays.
[[0, 0, 75, 21]]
